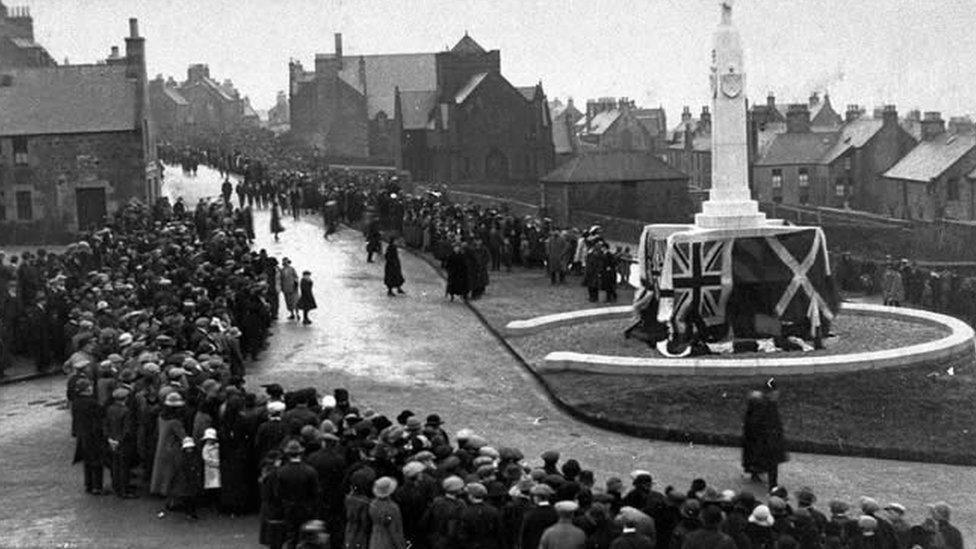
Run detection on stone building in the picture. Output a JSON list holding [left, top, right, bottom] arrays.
[[0, 2, 55, 69], [540, 150, 692, 227], [666, 105, 712, 193], [575, 98, 655, 152], [549, 98, 583, 166], [881, 112, 976, 220], [291, 33, 554, 181], [148, 64, 257, 139], [753, 104, 915, 209], [0, 18, 158, 242], [266, 90, 290, 133]]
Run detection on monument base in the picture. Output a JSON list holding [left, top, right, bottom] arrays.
[[694, 199, 772, 229]]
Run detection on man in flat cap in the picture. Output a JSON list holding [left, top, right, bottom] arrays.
[[422, 475, 467, 549], [272, 439, 320, 548], [539, 500, 585, 549], [104, 387, 137, 498], [459, 482, 503, 548], [520, 484, 558, 549]]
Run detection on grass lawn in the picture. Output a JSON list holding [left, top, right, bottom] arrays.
[[458, 259, 976, 463]]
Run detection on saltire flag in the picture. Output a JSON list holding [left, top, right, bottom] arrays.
[[731, 227, 839, 335]]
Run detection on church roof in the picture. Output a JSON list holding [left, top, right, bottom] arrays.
[[542, 151, 688, 183], [451, 34, 487, 55], [516, 86, 536, 101], [0, 65, 137, 136], [329, 53, 437, 118], [399, 90, 437, 130], [883, 133, 976, 182], [454, 72, 488, 103]]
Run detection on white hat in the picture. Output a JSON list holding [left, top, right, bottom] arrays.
[[202, 428, 218, 441], [181, 437, 195, 449], [554, 500, 579, 513], [748, 505, 775, 527], [267, 401, 286, 415]]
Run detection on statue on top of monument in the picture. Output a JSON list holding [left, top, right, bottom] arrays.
[[721, 0, 733, 24]]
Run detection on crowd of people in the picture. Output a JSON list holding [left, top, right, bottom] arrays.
[[0, 133, 964, 548]]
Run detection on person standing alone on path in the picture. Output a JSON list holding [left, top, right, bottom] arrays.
[[297, 271, 317, 325], [384, 238, 406, 296], [741, 383, 788, 489], [270, 199, 285, 242], [280, 258, 299, 320]]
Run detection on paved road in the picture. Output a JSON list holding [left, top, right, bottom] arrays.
[[0, 164, 973, 547]]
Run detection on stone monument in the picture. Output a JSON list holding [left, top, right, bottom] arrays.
[[695, 0, 770, 229], [633, 0, 839, 344]]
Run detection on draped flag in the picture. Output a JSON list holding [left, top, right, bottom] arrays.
[[653, 226, 839, 338]]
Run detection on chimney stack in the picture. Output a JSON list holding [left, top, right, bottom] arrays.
[[766, 92, 775, 109], [699, 106, 711, 132], [786, 103, 811, 133], [334, 33, 343, 70], [921, 111, 945, 141], [681, 105, 691, 123], [906, 109, 921, 122], [809, 92, 820, 108], [882, 105, 898, 126], [845, 104, 861, 122]]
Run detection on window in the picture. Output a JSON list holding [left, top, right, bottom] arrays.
[[947, 177, 960, 201], [15, 190, 32, 220], [13, 137, 28, 166], [798, 168, 810, 188], [771, 169, 783, 189], [835, 182, 846, 197]]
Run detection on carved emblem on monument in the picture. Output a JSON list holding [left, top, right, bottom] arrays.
[[721, 72, 742, 98]]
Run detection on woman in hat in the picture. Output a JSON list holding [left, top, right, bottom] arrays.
[[744, 504, 775, 548], [201, 428, 221, 508], [369, 477, 406, 549], [296, 271, 316, 325], [170, 436, 201, 520], [383, 237, 406, 297], [150, 392, 188, 500]]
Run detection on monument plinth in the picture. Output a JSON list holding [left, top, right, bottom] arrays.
[[694, 0, 769, 230], [633, 0, 839, 345]]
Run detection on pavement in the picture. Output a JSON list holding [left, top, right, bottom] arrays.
[[0, 164, 974, 548]]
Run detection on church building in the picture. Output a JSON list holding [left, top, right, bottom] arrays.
[[290, 33, 555, 184]]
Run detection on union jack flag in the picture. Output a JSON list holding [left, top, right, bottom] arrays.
[[660, 239, 732, 324]]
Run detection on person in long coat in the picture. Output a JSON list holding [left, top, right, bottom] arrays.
[[467, 238, 491, 300], [583, 244, 606, 303], [71, 380, 105, 494], [270, 200, 285, 242], [280, 258, 299, 320], [366, 220, 383, 263], [444, 245, 469, 301], [345, 478, 373, 549], [171, 437, 202, 519], [297, 271, 317, 325], [135, 385, 161, 484], [369, 477, 406, 549], [150, 392, 187, 498], [545, 231, 569, 285], [219, 396, 251, 515], [384, 239, 406, 296]]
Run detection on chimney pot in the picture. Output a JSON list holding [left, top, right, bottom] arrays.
[[786, 103, 812, 133], [129, 18, 139, 38], [334, 33, 344, 69], [921, 112, 945, 140]]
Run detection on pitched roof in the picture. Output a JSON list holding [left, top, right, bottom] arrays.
[[0, 65, 136, 136], [883, 133, 976, 182], [668, 131, 711, 152], [516, 86, 536, 101], [451, 34, 487, 55], [399, 90, 437, 130], [542, 151, 689, 183], [182, 77, 236, 102], [328, 53, 436, 118], [578, 110, 620, 136], [454, 72, 488, 103], [969, 165, 976, 179], [755, 131, 840, 166], [821, 118, 884, 164], [634, 108, 666, 135], [162, 86, 188, 106]]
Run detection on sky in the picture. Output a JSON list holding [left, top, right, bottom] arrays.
[[19, 0, 976, 123]]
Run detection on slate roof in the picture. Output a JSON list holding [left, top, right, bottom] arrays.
[[883, 133, 976, 182], [821, 118, 884, 164], [754, 131, 840, 166], [634, 108, 666, 135], [182, 77, 236, 102], [542, 151, 689, 183], [162, 86, 188, 106], [454, 72, 488, 104], [324, 53, 436, 118], [668, 131, 711, 152], [399, 90, 437, 130], [0, 65, 137, 136], [577, 110, 620, 136], [516, 86, 536, 101]]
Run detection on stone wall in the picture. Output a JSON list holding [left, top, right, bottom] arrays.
[[0, 131, 146, 243]]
